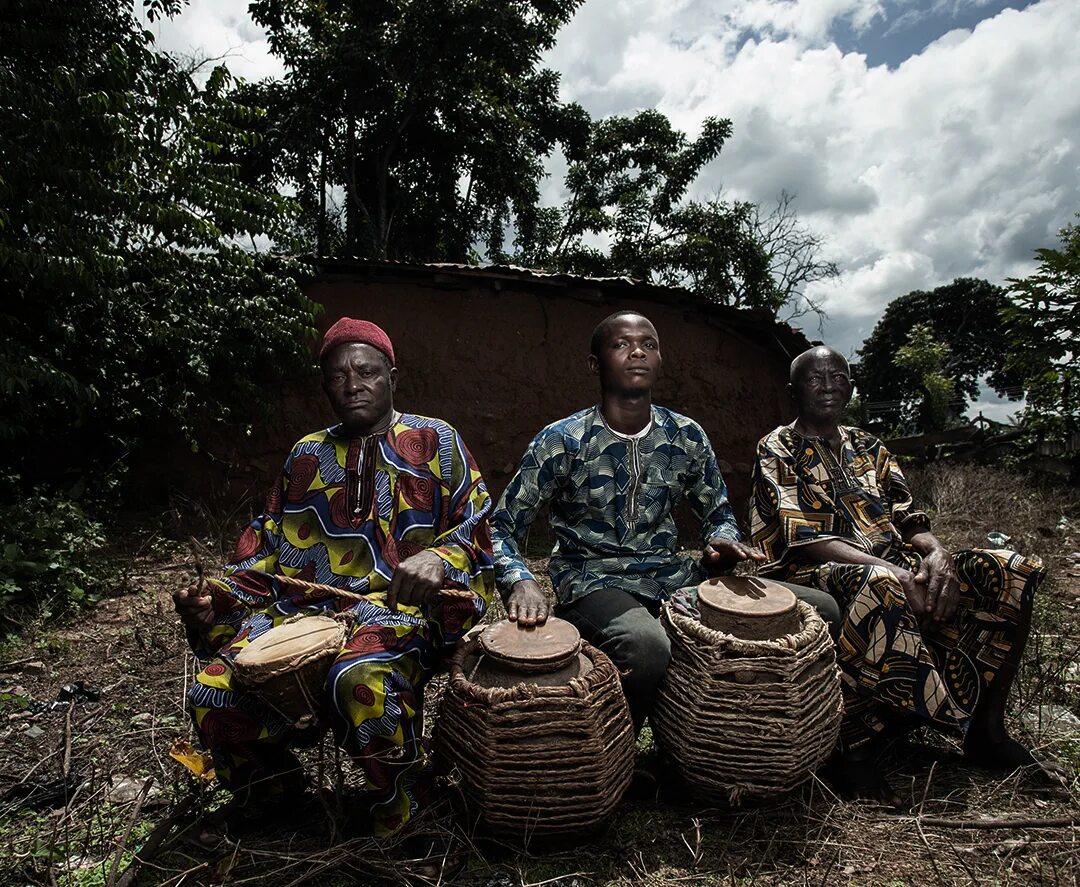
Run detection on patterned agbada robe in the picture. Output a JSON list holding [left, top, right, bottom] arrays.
[[492, 405, 739, 605], [187, 414, 495, 836], [750, 424, 1043, 749]]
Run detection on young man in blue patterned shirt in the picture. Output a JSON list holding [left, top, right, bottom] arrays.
[[490, 310, 837, 729]]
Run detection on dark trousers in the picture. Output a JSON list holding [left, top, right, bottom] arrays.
[[556, 582, 842, 732]]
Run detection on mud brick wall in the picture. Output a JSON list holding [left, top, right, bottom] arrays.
[[146, 264, 809, 540]]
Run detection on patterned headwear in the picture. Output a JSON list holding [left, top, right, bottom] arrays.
[[318, 317, 395, 365]]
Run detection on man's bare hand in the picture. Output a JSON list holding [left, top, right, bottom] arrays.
[[702, 537, 768, 572], [888, 565, 930, 618], [506, 580, 551, 627], [387, 549, 445, 610], [917, 547, 960, 630], [173, 583, 214, 635]]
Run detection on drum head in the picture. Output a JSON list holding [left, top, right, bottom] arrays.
[[479, 617, 581, 670], [697, 577, 799, 638], [234, 615, 345, 671]]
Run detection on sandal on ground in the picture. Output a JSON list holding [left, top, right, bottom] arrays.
[[822, 750, 905, 809], [394, 832, 468, 886], [964, 736, 1071, 788]]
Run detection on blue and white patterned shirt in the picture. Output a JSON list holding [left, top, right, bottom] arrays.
[[491, 405, 740, 605]]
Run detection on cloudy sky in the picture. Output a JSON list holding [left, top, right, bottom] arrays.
[[145, 0, 1080, 418]]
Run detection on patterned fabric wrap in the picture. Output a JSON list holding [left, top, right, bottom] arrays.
[[750, 424, 931, 581], [750, 424, 1043, 748], [491, 405, 739, 605], [187, 414, 494, 836]]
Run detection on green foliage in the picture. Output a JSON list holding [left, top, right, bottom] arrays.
[[518, 133, 836, 312], [1004, 218, 1080, 437], [854, 278, 1022, 431], [0, 0, 318, 484], [0, 476, 112, 627], [893, 324, 960, 434], [513, 111, 775, 308], [241, 0, 587, 261], [241, 1, 833, 314]]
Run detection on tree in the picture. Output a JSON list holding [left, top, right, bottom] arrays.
[[750, 191, 840, 323], [1004, 218, 1080, 436], [853, 279, 1023, 432], [893, 324, 959, 433], [0, 0, 316, 485], [240, 0, 588, 261], [512, 112, 837, 313], [511, 110, 775, 309]]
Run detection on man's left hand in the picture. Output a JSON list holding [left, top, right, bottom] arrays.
[[702, 537, 768, 571], [387, 550, 445, 610], [916, 546, 960, 630]]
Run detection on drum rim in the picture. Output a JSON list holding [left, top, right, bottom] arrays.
[[696, 576, 798, 619], [478, 617, 582, 670], [233, 615, 345, 668]]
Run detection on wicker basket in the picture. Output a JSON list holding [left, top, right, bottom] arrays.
[[436, 634, 635, 836], [653, 599, 842, 803]]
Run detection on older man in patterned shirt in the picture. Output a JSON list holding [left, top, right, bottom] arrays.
[[173, 318, 494, 838]]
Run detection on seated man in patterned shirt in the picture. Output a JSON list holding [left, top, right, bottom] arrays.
[[750, 345, 1064, 802], [490, 310, 838, 731], [173, 318, 494, 838]]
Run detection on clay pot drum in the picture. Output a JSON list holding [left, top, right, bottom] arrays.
[[697, 576, 801, 640], [468, 617, 593, 688]]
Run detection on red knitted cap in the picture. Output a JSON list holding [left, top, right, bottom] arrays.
[[318, 318, 395, 365]]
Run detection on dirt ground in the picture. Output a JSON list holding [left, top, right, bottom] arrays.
[[1, 465, 1079, 887]]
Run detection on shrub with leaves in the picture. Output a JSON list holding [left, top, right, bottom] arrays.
[[0, 0, 318, 487], [0, 477, 111, 629]]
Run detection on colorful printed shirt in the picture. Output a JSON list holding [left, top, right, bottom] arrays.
[[203, 413, 495, 652], [749, 424, 931, 582], [491, 405, 739, 605]]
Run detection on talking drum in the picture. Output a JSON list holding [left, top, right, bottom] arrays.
[[232, 615, 347, 728], [653, 577, 843, 802], [436, 618, 635, 837]]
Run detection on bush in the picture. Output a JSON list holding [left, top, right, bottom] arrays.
[[0, 477, 114, 630]]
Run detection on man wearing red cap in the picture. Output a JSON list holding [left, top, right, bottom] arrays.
[[174, 317, 495, 839]]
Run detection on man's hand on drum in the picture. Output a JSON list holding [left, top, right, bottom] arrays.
[[701, 537, 767, 572], [387, 550, 446, 611], [506, 579, 550, 627], [173, 583, 214, 636]]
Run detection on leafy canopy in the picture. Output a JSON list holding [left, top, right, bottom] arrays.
[[1004, 218, 1080, 436], [854, 278, 1022, 432], [893, 324, 960, 434], [0, 0, 317, 483], [241, 0, 588, 261], [242, 0, 834, 315]]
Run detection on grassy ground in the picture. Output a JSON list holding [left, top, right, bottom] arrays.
[[1, 465, 1079, 886]]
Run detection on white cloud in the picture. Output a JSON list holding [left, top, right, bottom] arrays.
[[138, 0, 283, 82], [549, 0, 1080, 352]]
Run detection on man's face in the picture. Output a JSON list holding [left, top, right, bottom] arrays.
[[791, 352, 852, 425], [322, 342, 397, 432], [589, 314, 662, 394]]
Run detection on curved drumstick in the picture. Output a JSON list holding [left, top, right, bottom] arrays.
[[269, 572, 475, 603]]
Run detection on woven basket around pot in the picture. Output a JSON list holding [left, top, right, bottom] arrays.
[[653, 599, 843, 803], [435, 636, 635, 837]]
